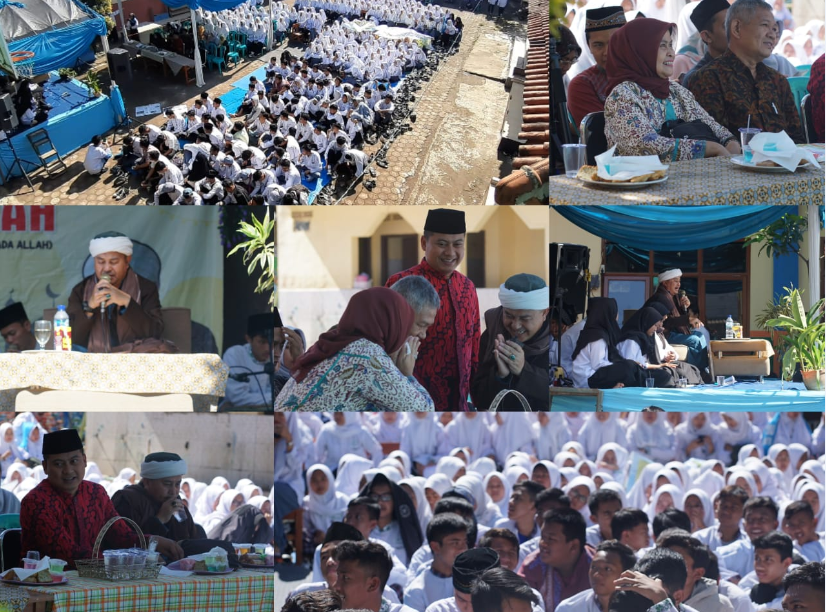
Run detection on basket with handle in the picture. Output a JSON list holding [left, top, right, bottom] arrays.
[[488, 389, 533, 412], [75, 516, 162, 581]]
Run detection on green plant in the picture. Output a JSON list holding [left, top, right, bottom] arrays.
[[743, 214, 810, 272], [57, 68, 76, 80], [765, 287, 825, 376], [85, 70, 101, 93], [227, 209, 275, 306]]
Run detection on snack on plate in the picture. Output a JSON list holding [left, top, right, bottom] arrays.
[[3, 569, 52, 583], [576, 165, 666, 183], [2, 570, 20, 582], [756, 159, 809, 167], [239, 553, 268, 565], [192, 560, 207, 572]]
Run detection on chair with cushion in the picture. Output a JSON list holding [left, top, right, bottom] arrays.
[[580, 111, 607, 165]]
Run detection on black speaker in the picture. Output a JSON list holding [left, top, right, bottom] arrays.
[[107, 48, 133, 81], [550, 243, 589, 319], [0, 93, 18, 132]]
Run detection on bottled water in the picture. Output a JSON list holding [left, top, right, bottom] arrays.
[[53, 305, 71, 351], [725, 315, 734, 339]]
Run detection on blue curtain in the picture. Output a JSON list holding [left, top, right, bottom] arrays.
[[552, 206, 795, 251], [161, 0, 251, 11]]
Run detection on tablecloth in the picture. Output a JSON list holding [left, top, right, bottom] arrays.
[[27, 569, 272, 612], [138, 49, 167, 64], [164, 53, 195, 76], [0, 353, 228, 409], [549, 155, 825, 205]]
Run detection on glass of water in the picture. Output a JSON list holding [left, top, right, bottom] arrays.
[[562, 144, 587, 178], [33, 320, 51, 350]]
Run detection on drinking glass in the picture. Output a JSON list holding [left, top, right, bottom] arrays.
[[645, 378, 655, 388], [24, 551, 40, 570], [33, 320, 51, 350], [562, 144, 587, 178], [739, 127, 761, 163]]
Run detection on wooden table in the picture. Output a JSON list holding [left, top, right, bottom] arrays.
[[549, 152, 824, 205]]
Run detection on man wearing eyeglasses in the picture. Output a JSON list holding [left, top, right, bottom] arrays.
[[567, 7, 628, 128]]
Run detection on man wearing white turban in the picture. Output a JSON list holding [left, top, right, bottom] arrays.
[[67, 232, 163, 352], [471, 274, 550, 411]]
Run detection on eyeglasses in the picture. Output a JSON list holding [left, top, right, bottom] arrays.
[[370, 494, 393, 503]]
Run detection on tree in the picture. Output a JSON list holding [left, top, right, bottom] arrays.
[[743, 214, 811, 272]]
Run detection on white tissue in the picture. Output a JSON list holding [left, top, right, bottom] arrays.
[[749, 131, 820, 171], [595, 146, 669, 181]]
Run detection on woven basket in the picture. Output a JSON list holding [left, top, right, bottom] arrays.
[[488, 389, 533, 412], [75, 517, 162, 581]]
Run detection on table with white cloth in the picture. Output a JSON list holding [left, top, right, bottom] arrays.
[[548, 153, 825, 205], [0, 352, 229, 411], [121, 44, 196, 84]]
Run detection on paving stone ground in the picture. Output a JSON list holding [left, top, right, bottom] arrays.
[[0, 7, 525, 206]]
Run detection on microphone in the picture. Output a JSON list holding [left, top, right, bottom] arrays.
[[100, 273, 111, 315]]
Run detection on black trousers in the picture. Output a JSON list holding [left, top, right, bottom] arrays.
[[587, 359, 648, 389]]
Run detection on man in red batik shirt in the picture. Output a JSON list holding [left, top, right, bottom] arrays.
[[386, 208, 480, 411], [21, 429, 183, 568]]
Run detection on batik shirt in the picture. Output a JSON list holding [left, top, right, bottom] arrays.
[[21, 480, 139, 568], [686, 49, 805, 143], [567, 64, 611, 128], [386, 259, 480, 411]]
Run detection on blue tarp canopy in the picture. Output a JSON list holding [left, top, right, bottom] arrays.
[[0, 0, 106, 75], [551, 205, 796, 251], [161, 0, 250, 10]]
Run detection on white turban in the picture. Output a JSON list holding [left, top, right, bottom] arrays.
[[140, 457, 188, 479], [498, 284, 549, 311], [89, 235, 134, 258], [658, 269, 682, 283]]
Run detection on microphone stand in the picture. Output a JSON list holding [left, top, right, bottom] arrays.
[[549, 36, 573, 176]]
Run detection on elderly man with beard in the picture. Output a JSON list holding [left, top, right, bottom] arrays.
[[642, 269, 708, 373], [386, 209, 480, 411], [66, 232, 163, 352], [472, 274, 549, 411]]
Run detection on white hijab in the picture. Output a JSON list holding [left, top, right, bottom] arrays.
[[628, 414, 672, 448], [400, 477, 432, 534], [401, 414, 443, 461], [595, 442, 629, 477], [578, 414, 627, 460], [726, 468, 758, 498], [774, 413, 812, 447], [484, 471, 512, 516], [646, 483, 684, 522], [717, 413, 758, 448], [435, 456, 465, 481], [683, 488, 715, 531], [203, 488, 244, 533], [768, 444, 795, 490], [303, 464, 349, 533], [336, 454, 374, 498], [627, 462, 664, 509], [797, 480, 825, 531], [533, 460, 562, 490], [492, 414, 537, 465], [443, 414, 492, 459], [503, 465, 530, 487], [564, 475, 597, 524]]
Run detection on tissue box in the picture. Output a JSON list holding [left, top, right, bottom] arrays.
[[710, 340, 774, 377]]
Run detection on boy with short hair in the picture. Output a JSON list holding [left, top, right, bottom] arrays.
[[495, 481, 544, 544], [742, 531, 795, 609], [557, 540, 637, 612], [611, 508, 650, 553], [587, 489, 623, 547], [783, 501, 825, 562], [781, 561, 825, 612]]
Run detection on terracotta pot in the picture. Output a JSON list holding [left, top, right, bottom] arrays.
[[801, 369, 825, 391]]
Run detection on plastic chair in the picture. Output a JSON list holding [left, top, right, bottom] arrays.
[[206, 43, 227, 74], [787, 76, 810, 116], [796, 64, 812, 76], [801, 93, 814, 143], [225, 42, 240, 68], [0, 515, 20, 530], [229, 31, 247, 58], [580, 111, 607, 165]]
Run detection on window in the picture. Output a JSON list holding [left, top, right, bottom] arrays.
[[466, 232, 485, 288], [601, 241, 750, 339], [380, 235, 418, 285]]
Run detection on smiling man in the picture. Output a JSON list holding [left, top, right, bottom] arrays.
[[67, 232, 163, 352], [688, 0, 804, 143], [112, 452, 197, 545], [472, 274, 549, 411], [386, 209, 480, 411], [20, 429, 181, 568]]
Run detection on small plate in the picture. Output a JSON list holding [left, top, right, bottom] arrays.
[[730, 156, 817, 172], [1, 577, 68, 586], [167, 560, 233, 575], [579, 175, 668, 189]]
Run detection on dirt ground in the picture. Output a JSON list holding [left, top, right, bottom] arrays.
[[0, 5, 526, 205]]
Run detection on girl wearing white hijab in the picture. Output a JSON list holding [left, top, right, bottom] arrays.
[[302, 464, 349, 544], [737, 444, 762, 464], [532, 460, 562, 490], [388, 450, 413, 479], [492, 413, 537, 466], [503, 465, 530, 488], [692, 467, 725, 500], [577, 413, 628, 460], [0, 424, 26, 477], [534, 413, 572, 461], [787, 443, 811, 471], [484, 471, 512, 517], [372, 413, 403, 444], [435, 456, 465, 482], [211, 476, 230, 490], [797, 481, 825, 531], [553, 451, 580, 468], [400, 414, 444, 475], [2, 463, 27, 493], [109, 468, 138, 496], [469, 457, 497, 478], [399, 477, 433, 535], [457, 473, 502, 528], [424, 473, 452, 512], [800, 459, 825, 485], [241, 483, 263, 502], [682, 488, 715, 532], [564, 475, 597, 526], [726, 469, 757, 497], [576, 459, 598, 478], [768, 444, 795, 490], [626, 412, 675, 462], [336, 453, 374, 498], [627, 462, 664, 509], [646, 483, 684, 522], [717, 414, 761, 464], [316, 413, 382, 472], [674, 412, 718, 460], [203, 488, 245, 534], [772, 412, 813, 448], [440, 413, 494, 459], [743, 457, 784, 501], [652, 468, 683, 493], [595, 442, 629, 479]]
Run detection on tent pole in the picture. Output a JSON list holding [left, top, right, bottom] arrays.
[[117, 0, 128, 43], [100, 35, 110, 53], [268, 0, 275, 51], [807, 204, 820, 308], [191, 9, 206, 88]]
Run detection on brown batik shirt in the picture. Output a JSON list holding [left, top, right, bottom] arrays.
[[686, 49, 804, 144]]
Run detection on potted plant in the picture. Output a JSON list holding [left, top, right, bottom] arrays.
[[765, 287, 825, 391], [57, 68, 76, 82], [227, 209, 275, 306], [85, 70, 102, 97]]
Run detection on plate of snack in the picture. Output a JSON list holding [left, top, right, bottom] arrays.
[[239, 552, 275, 569], [0, 568, 68, 586], [730, 156, 818, 172], [576, 165, 668, 188]]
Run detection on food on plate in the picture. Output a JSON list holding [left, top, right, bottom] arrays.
[[239, 553, 270, 566], [755, 159, 810, 167], [576, 165, 666, 183], [2, 568, 53, 583]]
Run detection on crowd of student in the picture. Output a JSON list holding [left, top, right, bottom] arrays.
[[275, 411, 825, 612]]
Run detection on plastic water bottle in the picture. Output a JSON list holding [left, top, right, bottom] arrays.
[[725, 315, 734, 339], [53, 305, 71, 351]]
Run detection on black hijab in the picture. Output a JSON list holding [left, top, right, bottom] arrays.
[[571, 297, 622, 362], [358, 473, 423, 562], [619, 307, 663, 364]]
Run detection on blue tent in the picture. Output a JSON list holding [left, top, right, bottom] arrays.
[[0, 0, 107, 76], [160, 0, 250, 10]]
